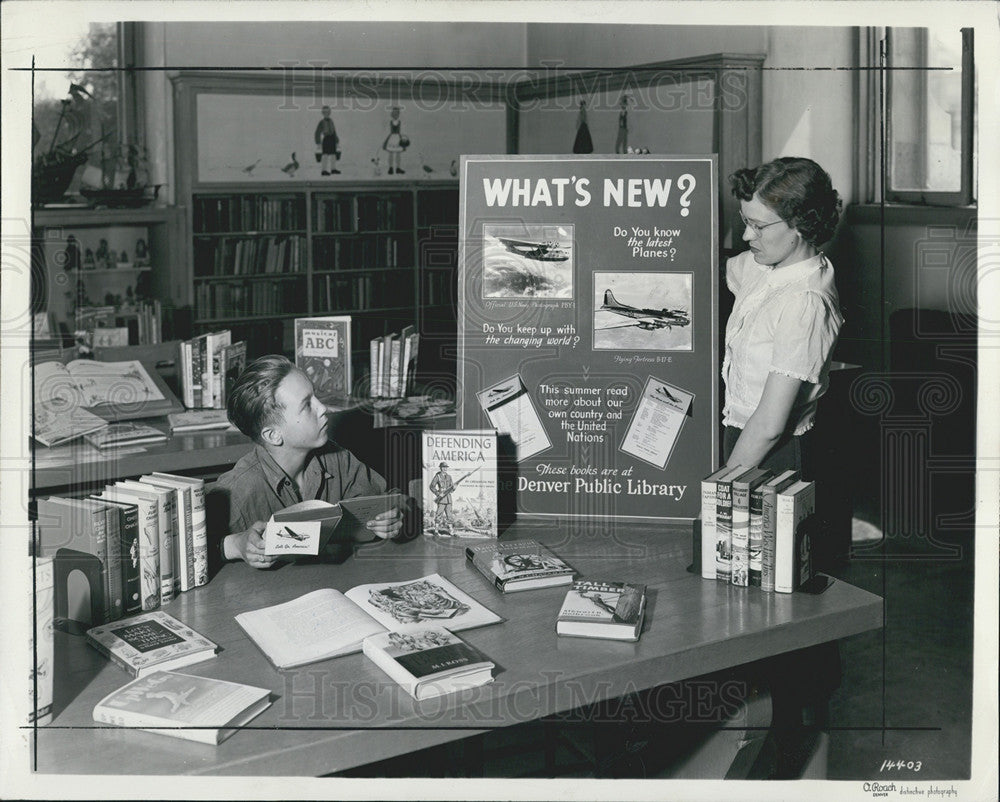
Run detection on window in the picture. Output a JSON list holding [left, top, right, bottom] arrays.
[[856, 26, 976, 206], [31, 22, 138, 196]]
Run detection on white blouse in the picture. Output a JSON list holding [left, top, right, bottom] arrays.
[[722, 250, 843, 435]]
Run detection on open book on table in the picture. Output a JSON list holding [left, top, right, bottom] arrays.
[[234, 573, 502, 669], [33, 358, 182, 422]]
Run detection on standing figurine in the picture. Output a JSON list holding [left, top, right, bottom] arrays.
[[64, 234, 81, 271], [615, 94, 631, 154], [314, 106, 341, 176], [382, 106, 408, 175], [134, 238, 149, 267], [573, 100, 594, 154], [83, 248, 96, 271]]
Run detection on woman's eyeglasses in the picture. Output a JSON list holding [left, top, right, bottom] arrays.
[[739, 211, 786, 236]]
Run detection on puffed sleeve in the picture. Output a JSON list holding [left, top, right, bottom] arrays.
[[769, 291, 842, 384], [726, 252, 748, 296]]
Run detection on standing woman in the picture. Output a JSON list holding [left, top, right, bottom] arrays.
[[723, 157, 843, 478]]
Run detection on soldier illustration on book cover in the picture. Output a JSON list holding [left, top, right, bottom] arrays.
[[422, 430, 498, 538]]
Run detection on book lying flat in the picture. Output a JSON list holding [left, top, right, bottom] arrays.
[[465, 539, 574, 593], [264, 493, 406, 558], [362, 627, 494, 701], [556, 580, 647, 642], [86, 611, 218, 677], [33, 405, 108, 447], [167, 409, 234, 432], [92, 670, 271, 745], [85, 422, 169, 449], [234, 573, 502, 669]]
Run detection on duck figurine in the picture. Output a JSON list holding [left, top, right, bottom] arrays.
[[281, 153, 299, 177]]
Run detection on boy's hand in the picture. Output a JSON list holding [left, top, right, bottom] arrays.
[[365, 507, 402, 540], [228, 521, 277, 569]]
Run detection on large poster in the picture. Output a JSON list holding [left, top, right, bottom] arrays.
[[458, 155, 718, 521]]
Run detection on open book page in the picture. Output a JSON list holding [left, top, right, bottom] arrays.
[[344, 573, 502, 634], [234, 588, 385, 669], [66, 359, 165, 406], [34, 361, 85, 408]]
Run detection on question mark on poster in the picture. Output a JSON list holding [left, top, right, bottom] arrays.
[[677, 174, 696, 217]]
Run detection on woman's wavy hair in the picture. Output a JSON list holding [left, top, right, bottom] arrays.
[[227, 354, 296, 443], [730, 157, 842, 246]]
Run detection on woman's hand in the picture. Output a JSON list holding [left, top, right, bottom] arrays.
[[364, 507, 403, 540], [226, 521, 278, 569]]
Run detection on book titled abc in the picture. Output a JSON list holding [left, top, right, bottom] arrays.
[[556, 580, 646, 641], [294, 315, 352, 401], [86, 610, 217, 677]]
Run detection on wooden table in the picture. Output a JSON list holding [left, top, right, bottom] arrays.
[[32, 521, 882, 776]]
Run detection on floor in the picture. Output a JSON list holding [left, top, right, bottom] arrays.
[[824, 496, 974, 780]]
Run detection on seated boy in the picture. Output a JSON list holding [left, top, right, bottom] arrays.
[[208, 355, 402, 570]]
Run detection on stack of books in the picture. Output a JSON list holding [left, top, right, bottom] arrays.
[[177, 330, 246, 409], [700, 466, 818, 593], [369, 324, 419, 399], [35, 472, 210, 624]]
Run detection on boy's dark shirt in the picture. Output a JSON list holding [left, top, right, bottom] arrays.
[[206, 440, 386, 572]]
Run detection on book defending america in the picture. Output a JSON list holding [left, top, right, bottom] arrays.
[[422, 430, 498, 539]]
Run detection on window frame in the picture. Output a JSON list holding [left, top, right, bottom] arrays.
[[883, 26, 975, 207]]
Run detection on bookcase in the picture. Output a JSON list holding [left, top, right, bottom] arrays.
[[188, 182, 459, 390]]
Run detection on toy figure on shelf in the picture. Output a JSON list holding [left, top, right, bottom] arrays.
[[135, 238, 149, 267], [573, 100, 594, 154], [314, 105, 341, 176], [95, 238, 113, 269], [615, 94, 632, 154], [119, 250, 130, 267], [63, 235, 82, 271], [382, 106, 408, 175], [83, 248, 96, 271]]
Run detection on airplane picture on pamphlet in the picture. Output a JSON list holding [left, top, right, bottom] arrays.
[[495, 238, 569, 262], [655, 384, 682, 404], [596, 289, 690, 331], [486, 384, 513, 400], [277, 527, 309, 542], [593, 272, 693, 352], [482, 224, 574, 299]]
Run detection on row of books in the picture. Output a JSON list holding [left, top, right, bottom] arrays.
[[314, 193, 413, 234], [35, 473, 210, 625], [369, 326, 419, 399], [313, 232, 411, 270], [313, 273, 412, 313], [194, 278, 308, 319], [177, 331, 246, 409], [701, 466, 817, 593], [194, 235, 306, 277], [76, 301, 163, 347], [194, 195, 305, 234]]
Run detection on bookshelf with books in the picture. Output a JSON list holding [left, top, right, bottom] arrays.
[[187, 182, 458, 388]]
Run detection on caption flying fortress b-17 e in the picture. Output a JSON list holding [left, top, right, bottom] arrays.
[[597, 289, 690, 331], [496, 237, 569, 262]]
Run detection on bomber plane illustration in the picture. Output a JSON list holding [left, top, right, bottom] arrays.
[[597, 289, 690, 331]]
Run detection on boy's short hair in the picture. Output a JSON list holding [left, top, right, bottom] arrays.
[[227, 355, 296, 443]]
